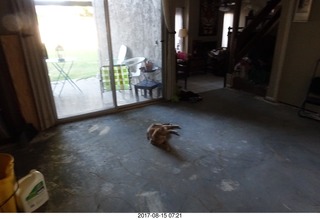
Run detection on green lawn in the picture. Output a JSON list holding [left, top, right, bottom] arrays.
[[47, 49, 100, 81]]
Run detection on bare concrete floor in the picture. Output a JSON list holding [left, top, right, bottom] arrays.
[[184, 73, 224, 93], [2, 87, 320, 213]]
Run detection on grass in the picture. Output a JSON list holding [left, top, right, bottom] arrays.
[[46, 49, 100, 82]]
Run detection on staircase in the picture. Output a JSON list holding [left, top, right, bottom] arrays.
[[227, 0, 282, 95], [234, 0, 281, 62]]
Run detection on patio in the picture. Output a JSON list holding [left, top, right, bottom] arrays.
[[51, 74, 224, 118], [36, 1, 164, 119], [51, 76, 160, 118]]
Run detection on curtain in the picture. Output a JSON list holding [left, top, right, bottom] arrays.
[[10, 0, 56, 130], [162, 0, 176, 100]]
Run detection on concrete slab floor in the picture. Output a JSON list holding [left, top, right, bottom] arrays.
[[1, 88, 320, 213]]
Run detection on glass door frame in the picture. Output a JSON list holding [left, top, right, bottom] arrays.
[[34, 0, 164, 122]]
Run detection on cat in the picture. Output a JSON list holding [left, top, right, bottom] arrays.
[[147, 123, 181, 151]]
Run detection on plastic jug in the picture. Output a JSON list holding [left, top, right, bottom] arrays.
[[15, 169, 49, 212]]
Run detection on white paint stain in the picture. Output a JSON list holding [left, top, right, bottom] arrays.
[[189, 174, 197, 181], [138, 191, 164, 212], [211, 167, 223, 174], [219, 179, 240, 192], [101, 182, 114, 194], [172, 168, 181, 174], [181, 162, 191, 168], [282, 203, 292, 211], [89, 124, 99, 133], [99, 126, 110, 135]]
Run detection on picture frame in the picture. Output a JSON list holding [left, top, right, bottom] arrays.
[[293, 0, 313, 22], [199, 0, 219, 36]]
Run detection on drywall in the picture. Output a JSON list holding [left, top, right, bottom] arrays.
[[277, 0, 320, 110]]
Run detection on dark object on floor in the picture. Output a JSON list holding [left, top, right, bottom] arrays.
[[18, 123, 38, 145], [298, 59, 320, 121], [179, 90, 203, 102]]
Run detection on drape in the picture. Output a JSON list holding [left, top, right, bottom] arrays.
[[10, 0, 56, 130], [162, 0, 176, 100]]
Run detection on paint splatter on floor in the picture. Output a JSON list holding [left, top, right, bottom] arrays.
[[219, 179, 240, 192]]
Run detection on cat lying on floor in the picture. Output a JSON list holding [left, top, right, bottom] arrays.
[[147, 123, 181, 151]]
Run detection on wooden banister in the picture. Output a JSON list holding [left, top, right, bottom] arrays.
[[237, 0, 281, 47], [228, 0, 282, 69], [235, 6, 281, 61]]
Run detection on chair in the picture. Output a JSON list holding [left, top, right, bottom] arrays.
[[100, 64, 130, 92], [129, 62, 144, 84], [122, 57, 146, 85], [176, 59, 189, 89], [298, 59, 320, 120], [115, 45, 127, 64], [106, 45, 127, 65], [133, 65, 162, 100]]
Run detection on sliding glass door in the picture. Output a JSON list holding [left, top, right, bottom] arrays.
[[35, 0, 162, 119]]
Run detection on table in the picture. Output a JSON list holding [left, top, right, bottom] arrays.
[[46, 58, 82, 95], [134, 80, 162, 99], [134, 66, 162, 99]]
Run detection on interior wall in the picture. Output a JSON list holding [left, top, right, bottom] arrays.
[[277, 0, 320, 110], [188, 0, 200, 52]]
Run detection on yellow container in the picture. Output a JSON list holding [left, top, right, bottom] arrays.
[[0, 153, 17, 212]]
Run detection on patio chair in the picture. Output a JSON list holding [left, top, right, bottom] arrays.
[[115, 45, 127, 65], [106, 45, 127, 65], [122, 57, 146, 85], [100, 64, 130, 92]]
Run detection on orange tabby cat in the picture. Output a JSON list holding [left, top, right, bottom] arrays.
[[147, 123, 180, 151]]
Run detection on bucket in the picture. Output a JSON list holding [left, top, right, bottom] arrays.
[[0, 153, 17, 212]]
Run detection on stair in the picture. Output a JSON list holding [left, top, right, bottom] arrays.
[[227, 0, 282, 95]]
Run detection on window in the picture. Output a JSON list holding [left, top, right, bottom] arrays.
[[34, 0, 92, 6], [221, 12, 233, 48], [175, 7, 183, 51]]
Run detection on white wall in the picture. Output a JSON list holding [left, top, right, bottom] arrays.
[[275, 0, 320, 111]]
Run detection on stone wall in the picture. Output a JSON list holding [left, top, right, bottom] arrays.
[[94, 0, 162, 67]]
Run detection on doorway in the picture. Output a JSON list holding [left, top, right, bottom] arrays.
[[35, 0, 162, 119]]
